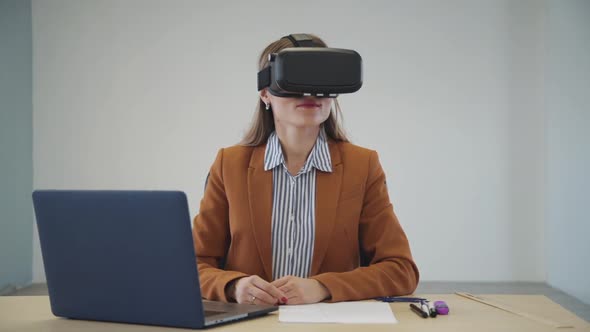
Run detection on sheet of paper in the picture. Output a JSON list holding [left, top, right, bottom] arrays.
[[279, 302, 397, 324]]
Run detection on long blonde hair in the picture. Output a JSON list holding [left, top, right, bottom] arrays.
[[240, 34, 349, 146]]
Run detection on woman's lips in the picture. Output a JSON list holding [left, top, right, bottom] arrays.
[[297, 103, 320, 108]]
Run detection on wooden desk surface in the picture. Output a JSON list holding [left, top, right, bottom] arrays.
[[1, 294, 588, 332]]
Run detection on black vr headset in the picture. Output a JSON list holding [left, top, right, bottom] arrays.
[[257, 34, 363, 98]]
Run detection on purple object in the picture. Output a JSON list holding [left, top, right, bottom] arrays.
[[434, 301, 449, 315]]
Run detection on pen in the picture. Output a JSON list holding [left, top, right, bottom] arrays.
[[427, 301, 438, 318], [410, 303, 428, 318], [421, 302, 430, 316], [375, 296, 426, 303]]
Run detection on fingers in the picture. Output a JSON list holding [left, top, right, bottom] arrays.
[[252, 276, 287, 302], [278, 283, 303, 304], [249, 286, 278, 305], [249, 276, 325, 305], [270, 276, 291, 288], [278, 284, 293, 296], [278, 283, 303, 305], [275, 277, 325, 305], [234, 275, 286, 305]]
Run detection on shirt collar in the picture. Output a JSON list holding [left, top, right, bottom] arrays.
[[264, 127, 333, 173]]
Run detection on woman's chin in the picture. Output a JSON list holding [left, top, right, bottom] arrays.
[[292, 119, 326, 128], [277, 114, 329, 129]]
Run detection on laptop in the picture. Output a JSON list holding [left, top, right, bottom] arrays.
[[32, 190, 277, 329]]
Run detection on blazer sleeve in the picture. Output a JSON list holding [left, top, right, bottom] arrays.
[[311, 150, 420, 302], [192, 148, 248, 301]]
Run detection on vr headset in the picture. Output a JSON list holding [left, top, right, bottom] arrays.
[[257, 34, 363, 98]]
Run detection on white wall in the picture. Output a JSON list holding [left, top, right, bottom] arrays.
[[0, 0, 33, 293], [32, 0, 547, 283], [545, 0, 590, 305]]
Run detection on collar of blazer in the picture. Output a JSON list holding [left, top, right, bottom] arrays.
[[247, 140, 344, 280]]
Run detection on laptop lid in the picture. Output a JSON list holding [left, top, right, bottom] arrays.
[[32, 190, 208, 329]]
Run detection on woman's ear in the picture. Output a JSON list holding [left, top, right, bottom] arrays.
[[259, 88, 270, 104]]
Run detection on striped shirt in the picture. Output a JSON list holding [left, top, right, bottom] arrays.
[[264, 128, 332, 280]]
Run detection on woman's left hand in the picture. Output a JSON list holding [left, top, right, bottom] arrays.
[[270, 276, 331, 304]]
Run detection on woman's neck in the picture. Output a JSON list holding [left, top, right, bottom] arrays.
[[275, 125, 320, 169]]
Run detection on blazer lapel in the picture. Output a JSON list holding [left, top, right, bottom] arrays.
[[311, 141, 343, 276], [247, 145, 273, 280]]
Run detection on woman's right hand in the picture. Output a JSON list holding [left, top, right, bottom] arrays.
[[230, 275, 288, 305]]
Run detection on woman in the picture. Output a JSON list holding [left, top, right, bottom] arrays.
[[192, 34, 419, 306]]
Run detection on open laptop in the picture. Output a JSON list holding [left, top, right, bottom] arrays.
[[32, 190, 277, 329]]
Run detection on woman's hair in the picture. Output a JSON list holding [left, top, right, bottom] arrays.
[[240, 34, 349, 146]]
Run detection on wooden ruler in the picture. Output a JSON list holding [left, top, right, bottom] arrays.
[[455, 292, 574, 328]]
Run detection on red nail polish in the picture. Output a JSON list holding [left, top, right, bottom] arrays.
[[282, 297, 288, 303]]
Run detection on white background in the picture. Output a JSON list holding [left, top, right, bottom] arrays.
[[30, 0, 589, 303]]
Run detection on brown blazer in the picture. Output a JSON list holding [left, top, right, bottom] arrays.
[[192, 140, 419, 303]]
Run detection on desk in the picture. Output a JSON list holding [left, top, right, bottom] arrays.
[[0, 294, 588, 331]]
